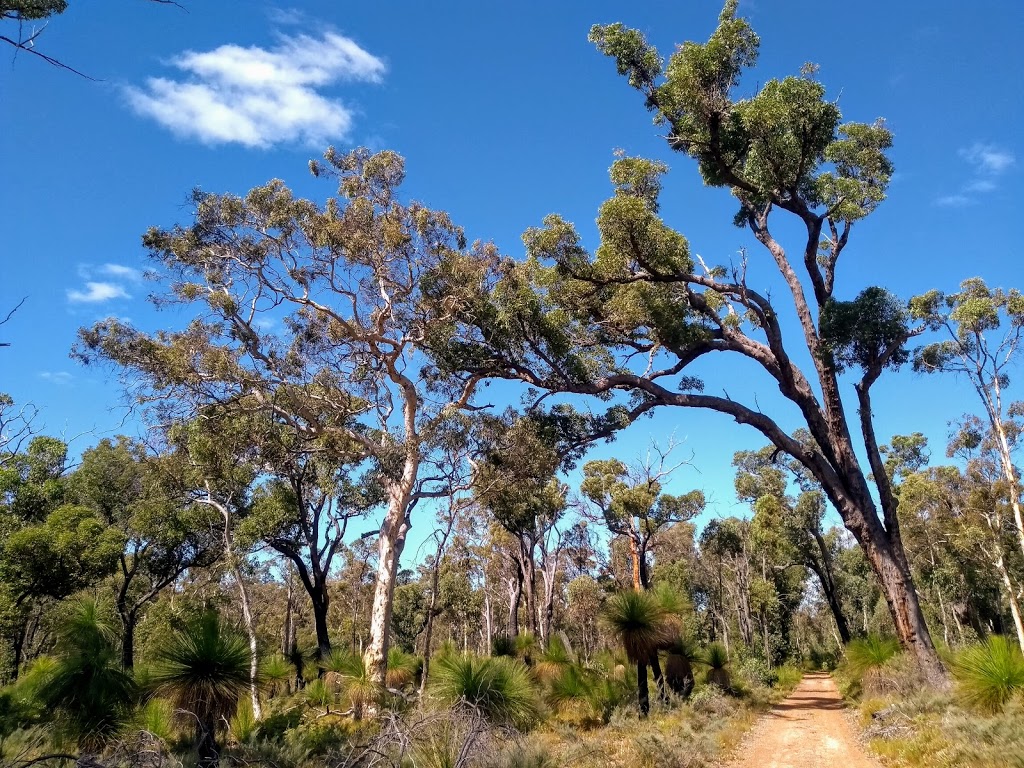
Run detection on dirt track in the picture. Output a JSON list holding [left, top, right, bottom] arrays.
[[722, 673, 880, 768]]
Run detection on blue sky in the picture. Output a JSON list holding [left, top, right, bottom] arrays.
[[1, 0, 1022, 534]]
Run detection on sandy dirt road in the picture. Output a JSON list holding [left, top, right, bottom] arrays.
[[722, 673, 880, 768]]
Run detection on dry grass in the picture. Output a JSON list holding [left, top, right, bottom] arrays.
[[521, 681, 777, 768], [846, 651, 1024, 768]]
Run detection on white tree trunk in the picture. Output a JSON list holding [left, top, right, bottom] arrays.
[[364, 488, 411, 686]]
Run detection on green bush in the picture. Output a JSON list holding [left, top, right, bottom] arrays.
[[952, 635, 1024, 712], [431, 654, 539, 729], [845, 635, 901, 679]]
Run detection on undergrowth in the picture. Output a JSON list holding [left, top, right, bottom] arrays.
[[840, 636, 1024, 768]]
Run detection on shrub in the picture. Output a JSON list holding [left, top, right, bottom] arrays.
[[773, 664, 803, 691], [431, 654, 539, 729], [703, 643, 731, 690], [845, 635, 900, 680], [953, 635, 1024, 712], [736, 656, 774, 688], [386, 648, 421, 690], [35, 600, 137, 750], [534, 635, 573, 684], [546, 664, 596, 722], [491, 634, 516, 658], [150, 612, 252, 767]]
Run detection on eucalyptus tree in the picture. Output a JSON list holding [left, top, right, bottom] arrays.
[[241, 435, 382, 662], [76, 148, 480, 686], [945, 418, 1024, 649], [734, 444, 853, 643], [426, 2, 945, 680], [472, 410, 589, 640], [580, 454, 704, 592], [72, 436, 222, 669], [912, 279, 1024, 563], [0, 436, 123, 680]]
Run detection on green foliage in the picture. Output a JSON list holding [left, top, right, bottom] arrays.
[[533, 635, 573, 684], [491, 633, 515, 657], [952, 636, 1024, 712], [601, 591, 673, 663], [703, 642, 729, 671], [151, 612, 251, 735], [844, 635, 901, 680], [2, 1, 68, 21], [34, 600, 137, 749], [430, 654, 540, 729], [386, 648, 420, 690], [545, 664, 595, 720], [819, 287, 910, 374], [0, 504, 124, 603]]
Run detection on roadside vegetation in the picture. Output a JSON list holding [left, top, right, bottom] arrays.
[[2, 2, 1023, 767]]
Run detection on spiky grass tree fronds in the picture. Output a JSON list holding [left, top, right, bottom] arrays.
[[545, 664, 599, 723], [36, 600, 137, 751], [533, 635, 573, 685], [151, 612, 251, 768], [491, 634, 516, 658], [259, 655, 293, 699], [601, 591, 672, 717], [652, 584, 688, 644], [136, 698, 175, 744], [431, 654, 539, 729], [953, 635, 1024, 711], [319, 651, 382, 718], [515, 633, 538, 665], [703, 642, 729, 670], [703, 642, 731, 691], [601, 592, 671, 664], [386, 649, 421, 691], [845, 635, 901, 679]]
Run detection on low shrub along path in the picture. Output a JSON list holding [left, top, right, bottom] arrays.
[[723, 673, 879, 768]]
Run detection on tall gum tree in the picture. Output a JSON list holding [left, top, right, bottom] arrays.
[[426, 2, 946, 682], [911, 279, 1024, 565], [75, 148, 479, 686]]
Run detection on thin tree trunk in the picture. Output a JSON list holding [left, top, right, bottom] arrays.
[[230, 559, 263, 720], [419, 570, 440, 696], [508, 571, 522, 637], [204, 490, 263, 720]]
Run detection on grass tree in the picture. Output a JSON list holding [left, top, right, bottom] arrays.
[[36, 600, 137, 752], [431, 654, 539, 730], [152, 612, 252, 768], [601, 590, 672, 717]]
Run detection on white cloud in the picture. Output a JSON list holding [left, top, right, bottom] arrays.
[[266, 6, 307, 26], [124, 32, 385, 148], [959, 143, 1015, 174], [67, 282, 131, 303], [935, 141, 1015, 207], [99, 263, 144, 282], [38, 371, 73, 384]]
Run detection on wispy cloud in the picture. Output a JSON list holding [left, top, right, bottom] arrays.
[[959, 143, 1015, 174], [67, 282, 131, 304], [38, 371, 73, 384], [124, 32, 385, 148], [266, 6, 308, 26], [67, 263, 141, 305], [98, 263, 144, 282], [936, 141, 1015, 206]]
